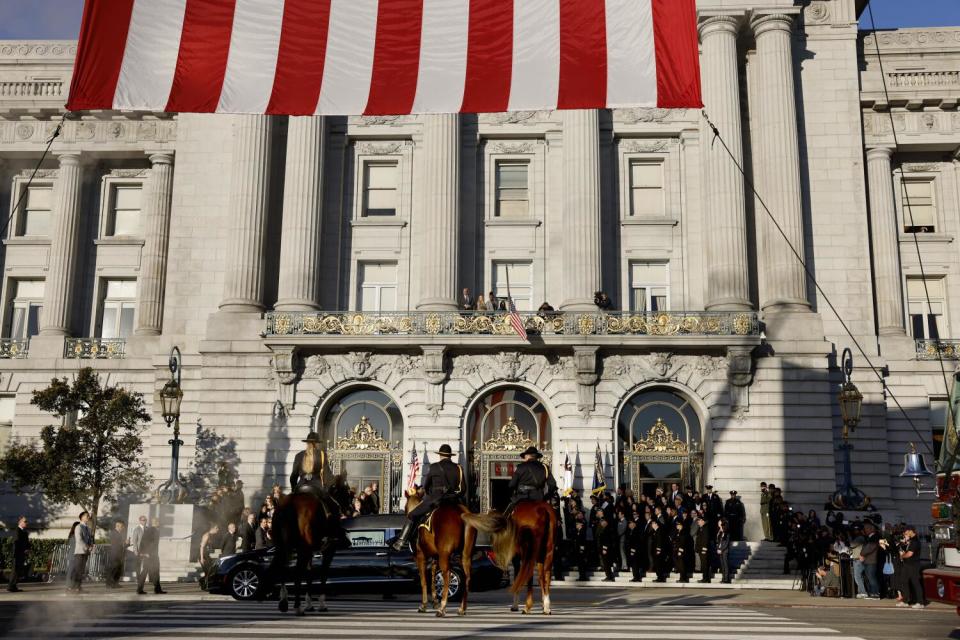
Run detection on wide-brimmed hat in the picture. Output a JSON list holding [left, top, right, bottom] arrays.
[[520, 446, 543, 459], [435, 444, 455, 457], [302, 432, 322, 444]]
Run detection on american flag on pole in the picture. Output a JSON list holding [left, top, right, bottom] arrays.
[[66, 0, 702, 116], [506, 296, 528, 342], [405, 445, 421, 493]]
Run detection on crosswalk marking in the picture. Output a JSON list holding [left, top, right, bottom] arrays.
[[11, 600, 867, 640]]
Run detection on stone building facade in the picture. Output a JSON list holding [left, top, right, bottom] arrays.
[[0, 0, 957, 537]]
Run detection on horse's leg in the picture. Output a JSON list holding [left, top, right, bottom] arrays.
[[542, 516, 555, 616], [294, 551, 305, 617], [415, 548, 429, 614], [303, 553, 315, 613], [524, 564, 536, 615], [510, 554, 520, 612], [315, 545, 332, 613], [431, 561, 440, 609], [436, 553, 451, 617], [458, 523, 476, 617]]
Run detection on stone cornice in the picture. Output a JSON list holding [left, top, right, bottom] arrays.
[[862, 28, 960, 53], [0, 41, 76, 61]]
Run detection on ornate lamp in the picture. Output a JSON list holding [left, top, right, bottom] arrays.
[[156, 346, 188, 504], [830, 348, 870, 510], [838, 380, 863, 440]]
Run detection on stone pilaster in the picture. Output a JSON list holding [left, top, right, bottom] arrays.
[[220, 115, 274, 313], [752, 13, 810, 313], [699, 16, 752, 311], [135, 152, 174, 335], [276, 116, 325, 311], [416, 114, 460, 311], [866, 147, 905, 336], [39, 153, 83, 336], [560, 109, 602, 311]]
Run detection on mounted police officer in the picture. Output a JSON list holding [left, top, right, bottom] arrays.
[[392, 444, 465, 551], [289, 432, 347, 541], [505, 446, 557, 515]]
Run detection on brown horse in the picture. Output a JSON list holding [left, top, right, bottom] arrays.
[[266, 493, 342, 615], [404, 492, 477, 617], [463, 501, 556, 615]]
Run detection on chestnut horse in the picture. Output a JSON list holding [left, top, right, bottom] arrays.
[[266, 493, 342, 615], [404, 492, 477, 617], [463, 501, 556, 615]]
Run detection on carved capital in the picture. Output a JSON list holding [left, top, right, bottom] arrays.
[[698, 15, 741, 40], [751, 13, 796, 38], [421, 346, 449, 386]]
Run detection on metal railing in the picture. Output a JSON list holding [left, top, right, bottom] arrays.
[[0, 339, 28, 358], [916, 339, 960, 360], [264, 310, 760, 338], [64, 338, 126, 359]]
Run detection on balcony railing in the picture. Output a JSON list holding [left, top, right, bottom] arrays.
[[916, 339, 960, 360], [0, 339, 29, 358], [64, 338, 126, 359], [264, 310, 760, 338]]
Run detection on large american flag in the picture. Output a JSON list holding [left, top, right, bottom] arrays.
[[405, 445, 421, 493], [506, 296, 528, 342], [66, 0, 702, 116]]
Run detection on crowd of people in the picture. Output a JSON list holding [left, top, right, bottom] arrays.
[[456, 288, 616, 315], [553, 483, 747, 583]]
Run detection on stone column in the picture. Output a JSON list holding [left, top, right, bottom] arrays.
[[559, 109, 602, 311], [700, 16, 752, 311], [866, 147, 905, 335], [276, 116, 325, 311], [219, 115, 274, 312], [135, 153, 174, 335], [39, 153, 83, 336], [752, 13, 810, 312], [415, 114, 460, 311]]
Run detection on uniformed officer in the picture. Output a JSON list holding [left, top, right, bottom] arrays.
[[505, 445, 558, 514], [695, 514, 713, 583], [392, 444, 465, 551], [290, 432, 349, 548]]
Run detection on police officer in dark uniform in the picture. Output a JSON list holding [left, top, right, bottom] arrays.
[[290, 432, 348, 548], [505, 446, 558, 514], [392, 444, 465, 551]]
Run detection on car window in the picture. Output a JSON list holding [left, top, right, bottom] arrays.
[[347, 529, 387, 548]]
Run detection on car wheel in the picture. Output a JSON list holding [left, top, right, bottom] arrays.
[[434, 569, 464, 602], [228, 566, 262, 601]]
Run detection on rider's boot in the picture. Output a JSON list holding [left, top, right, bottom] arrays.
[[391, 521, 415, 552]]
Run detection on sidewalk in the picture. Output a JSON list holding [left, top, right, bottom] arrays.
[[2, 581, 230, 602]]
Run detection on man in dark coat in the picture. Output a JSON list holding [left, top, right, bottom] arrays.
[[505, 445, 557, 514], [672, 521, 691, 582], [626, 519, 644, 582], [695, 515, 713, 583], [573, 520, 590, 581], [597, 517, 618, 582], [651, 521, 670, 582], [392, 444, 465, 551], [724, 491, 746, 541], [221, 522, 239, 556], [7, 516, 30, 592], [106, 520, 127, 588], [238, 513, 256, 552], [136, 517, 165, 595]]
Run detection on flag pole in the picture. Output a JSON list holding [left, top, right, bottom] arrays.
[[505, 264, 512, 308]]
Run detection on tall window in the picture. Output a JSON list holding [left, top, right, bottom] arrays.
[[8, 280, 44, 340], [629, 161, 664, 217], [108, 184, 143, 236], [931, 398, 948, 462], [17, 185, 52, 236], [492, 261, 532, 311], [902, 178, 936, 233], [0, 395, 14, 458], [358, 262, 398, 312], [630, 262, 669, 313], [99, 279, 137, 339], [907, 277, 946, 340], [495, 161, 529, 217], [363, 162, 398, 216]]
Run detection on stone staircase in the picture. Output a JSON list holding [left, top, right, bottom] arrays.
[[555, 541, 797, 590]]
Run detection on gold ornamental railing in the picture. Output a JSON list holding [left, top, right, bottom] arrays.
[[64, 338, 126, 359]]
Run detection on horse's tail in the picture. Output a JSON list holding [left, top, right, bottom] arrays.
[[510, 526, 536, 595], [462, 511, 515, 572]]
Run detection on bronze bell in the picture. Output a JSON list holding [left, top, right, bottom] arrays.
[[899, 443, 933, 478]]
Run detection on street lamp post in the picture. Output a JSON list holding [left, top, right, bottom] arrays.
[[831, 348, 870, 510], [156, 346, 188, 504]]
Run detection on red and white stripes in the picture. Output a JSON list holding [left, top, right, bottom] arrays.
[[67, 0, 702, 116]]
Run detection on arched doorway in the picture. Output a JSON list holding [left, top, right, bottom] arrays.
[[465, 386, 552, 512], [315, 386, 404, 513], [617, 388, 704, 500]]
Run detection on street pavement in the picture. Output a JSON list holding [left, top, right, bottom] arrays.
[[0, 583, 955, 639]]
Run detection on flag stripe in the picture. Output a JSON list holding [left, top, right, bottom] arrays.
[[460, 0, 513, 113], [114, 0, 186, 111], [557, 0, 607, 110], [217, 0, 285, 113], [507, 0, 560, 112], [412, 0, 470, 114], [317, 0, 379, 115], [364, 0, 424, 116], [266, 0, 332, 116], [65, 0, 135, 111], [651, 0, 702, 109], [165, 0, 236, 113], [604, 0, 657, 108]]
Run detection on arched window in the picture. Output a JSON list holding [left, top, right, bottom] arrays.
[[316, 387, 403, 514], [618, 388, 704, 499], [466, 387, 551, 450]]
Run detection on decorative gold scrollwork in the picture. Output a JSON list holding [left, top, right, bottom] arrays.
[[335, 416, 390, 451], [273, 314, 293, 335], [482, 416, 535, 452], [632, 418, 688, 454], [732, 314, 753, 336]]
